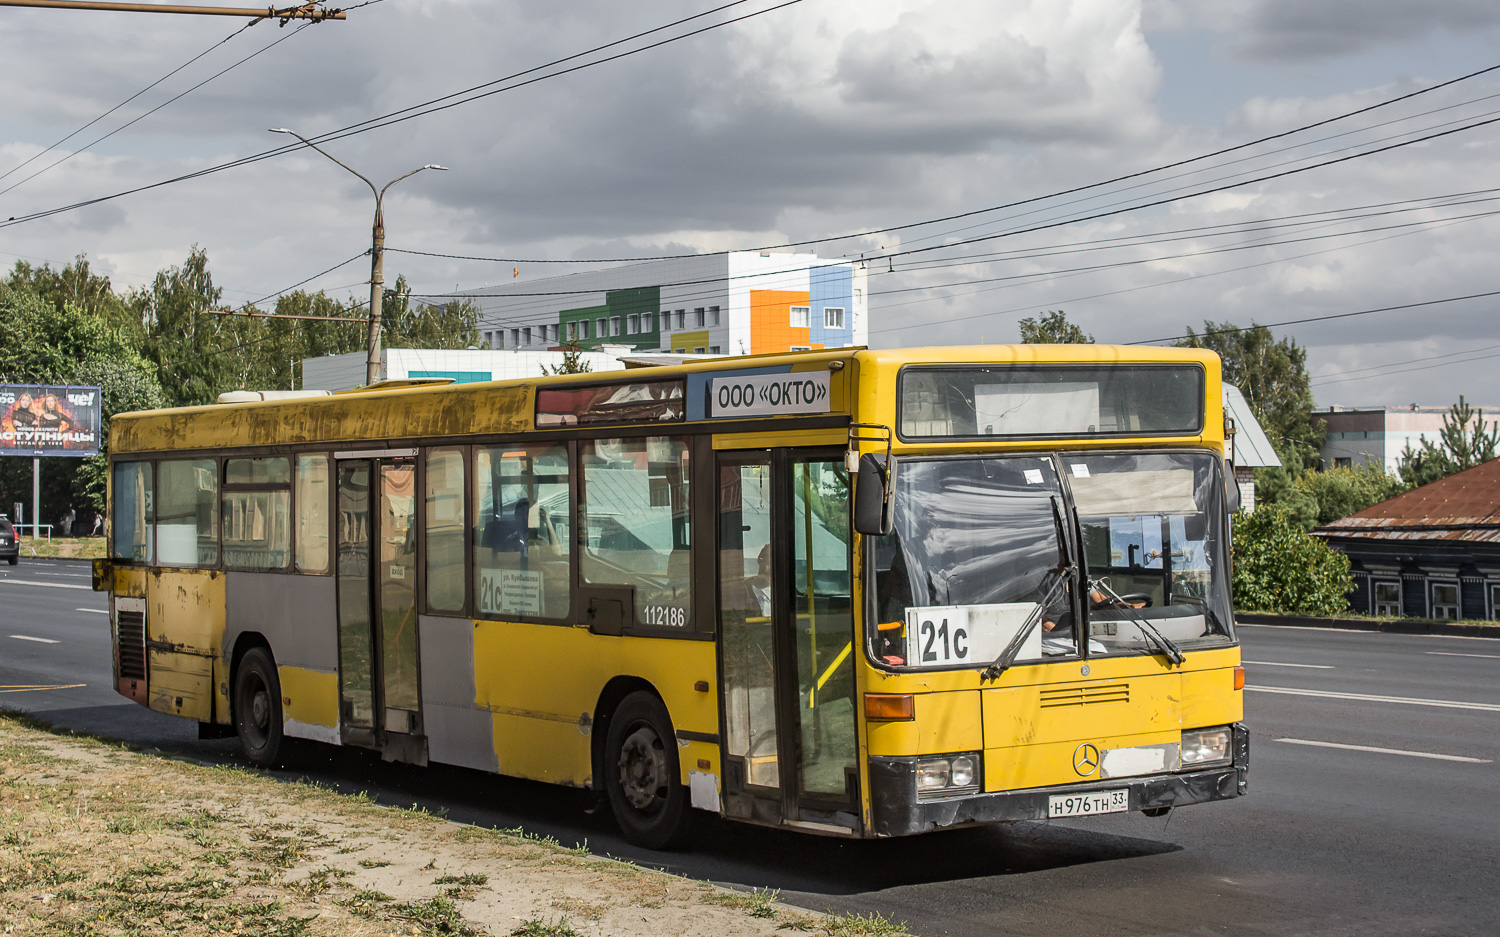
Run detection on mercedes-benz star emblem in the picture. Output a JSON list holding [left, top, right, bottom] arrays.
[[1073, 743, 1100, 777]]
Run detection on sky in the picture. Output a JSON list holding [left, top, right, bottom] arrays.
[[1, 0, 1498, 408]]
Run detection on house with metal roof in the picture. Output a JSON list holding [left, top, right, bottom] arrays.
[[1312, 458, 1500, 620]]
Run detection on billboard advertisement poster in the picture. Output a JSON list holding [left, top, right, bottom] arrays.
[[0, 384, 103, 458]]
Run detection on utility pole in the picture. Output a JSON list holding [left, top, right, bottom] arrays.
[[0, 1, 345, 22], [270, 129, 447, 386]]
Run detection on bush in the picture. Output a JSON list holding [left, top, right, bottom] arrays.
[[1232, 507, 1352, 614]]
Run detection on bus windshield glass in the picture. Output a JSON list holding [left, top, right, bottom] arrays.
[[1065, 452, 1234, 654], [871, 457, 1079, 669]]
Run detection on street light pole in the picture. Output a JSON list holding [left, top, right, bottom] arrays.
[[270, 128, 447, 386]]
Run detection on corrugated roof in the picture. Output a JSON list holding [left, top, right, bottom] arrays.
[[1223, 385, 1281, 468], [1313, 457, 1500, 543]]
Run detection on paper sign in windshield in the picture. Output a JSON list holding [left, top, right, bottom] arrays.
[[904, 603, 1041, 668], [709, 372, 830, 418]]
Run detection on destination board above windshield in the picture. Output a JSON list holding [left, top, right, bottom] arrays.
[[898, 365, 1203, 440]]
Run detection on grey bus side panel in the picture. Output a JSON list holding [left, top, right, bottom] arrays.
[[418, 614, 500, 773]]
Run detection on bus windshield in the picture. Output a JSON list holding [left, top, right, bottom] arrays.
[[870, 450, 1234, 669], [1065, 451, 1234, 654]]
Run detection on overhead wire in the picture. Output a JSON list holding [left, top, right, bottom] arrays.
[[0, 0, 803, 230], [0, 20, 316, 200]]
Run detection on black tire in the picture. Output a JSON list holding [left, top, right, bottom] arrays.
[[604, 691, 691, 849], [234, 647, 284, 767], [6, 555, 16, 565]]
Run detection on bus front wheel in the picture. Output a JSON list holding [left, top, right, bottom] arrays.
[[604, 692, 691, 849], [234, 647, 283, 768]]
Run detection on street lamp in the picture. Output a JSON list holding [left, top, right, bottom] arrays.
[[270, 128, 448, 386]]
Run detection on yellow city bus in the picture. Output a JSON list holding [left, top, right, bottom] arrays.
[[97, 345, 1247, 847]]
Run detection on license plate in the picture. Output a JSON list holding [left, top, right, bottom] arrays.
[[1048, 789, 1129, 818]]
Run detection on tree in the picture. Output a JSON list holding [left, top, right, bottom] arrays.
[[1176, 321, 1325, 483], [1278, 462, 1406, 531], [1018, 310, 1093, 344], [139, 246, 230, 407], [1396, 396, 1499, 488], [1231, 507, 1353, 614], [543, 344, 593, 375]]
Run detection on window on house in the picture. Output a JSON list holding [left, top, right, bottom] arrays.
[[658, 312, 668, 333], [643, 313, 655, 332], [510, 328, 520, 348], [566, 321, 577, 341], [709, 345, 721, 355], [824, 306, 845, 329], [597, 318, 608, 340], [611, 317, 622, 337], [1432, 582, 1460, 620], [790, 306, 810, 328], [708, 306, 720, 326], [1334, 457, 1352, 468], [854, 288, 863, 303], [627, 314, 639, 334], [522, 327, 532, 346], [694, 347, 705, 354], [1374, 581, 1401, 616], [693, 308, 705, 328], [790, 345, 812, 352], [1490, 584, 1500, 620], [675, 309, 686, 330]]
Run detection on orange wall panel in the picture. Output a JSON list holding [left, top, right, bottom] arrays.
[[750, 289, 811, 354]]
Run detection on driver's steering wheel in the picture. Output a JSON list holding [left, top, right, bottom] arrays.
[[1097, 592, 1153, 608]]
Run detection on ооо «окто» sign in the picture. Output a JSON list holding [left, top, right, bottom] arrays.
[[709, 372, 831, 418]]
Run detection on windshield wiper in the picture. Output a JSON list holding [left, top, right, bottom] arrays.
[[1090, 578, 1186, 665], [980, 496, 1076, 682], [981, 564, 1071, 682]]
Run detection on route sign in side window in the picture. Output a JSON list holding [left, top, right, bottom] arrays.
[[473, 444, 571, 620]]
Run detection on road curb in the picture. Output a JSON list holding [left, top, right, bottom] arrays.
[[1237, 611, 1500, 639]]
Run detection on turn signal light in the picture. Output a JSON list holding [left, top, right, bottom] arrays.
[[1233, 666, 1245, 690], [865, 693, 915, 721]]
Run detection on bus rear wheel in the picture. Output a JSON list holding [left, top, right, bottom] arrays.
[[234, 647, 283, 767], [604, 692, 691, 849]]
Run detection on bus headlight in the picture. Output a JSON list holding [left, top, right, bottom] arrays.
[[916, 753, 981, 798], [1180, 727, 1233, 768]]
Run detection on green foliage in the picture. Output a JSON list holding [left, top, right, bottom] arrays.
[[1396, 396, 1499, 488], [543, 344, 593, 375], [1231, 507, 1352, 614], [1279, 462, 1406, 531], [1176, 321, 1324, 479], [1018, 310, 1093, 344]]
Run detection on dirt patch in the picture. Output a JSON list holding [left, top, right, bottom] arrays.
[[0, 714, 908, 937]]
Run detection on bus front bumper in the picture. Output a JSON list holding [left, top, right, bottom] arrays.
[[869, 722, 1249, 837]]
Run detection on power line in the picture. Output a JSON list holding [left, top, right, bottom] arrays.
[[1311, 342, 1500, 387], [0, 16, 260, 188], [1127, 289, 1500, 346], [0, 20, 314, 200], [245, 250, 369, 307], [0, 0, 801, 230]]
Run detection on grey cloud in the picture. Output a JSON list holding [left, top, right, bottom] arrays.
[[1229, 0, 1500, 62]]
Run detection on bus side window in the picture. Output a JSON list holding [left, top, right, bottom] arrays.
[[156, 459, 218, 567], [222, 457, 291, 571], [473, 444, 571, 620], [111, 460, 154, 564], [580, 437, 692, 630], [425, 447, 466, 613], [295, 454, 330, 575]]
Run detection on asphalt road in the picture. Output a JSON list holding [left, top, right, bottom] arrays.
[[3, 557, 1497, 936]]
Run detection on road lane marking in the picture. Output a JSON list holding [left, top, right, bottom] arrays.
[[1247, 684, 1500, 712], [9, 635, 59, 644], [0, 683, 86, 693], [1244, 660, 1333, 669], [1427, 651, 1500, 660], [74, 608, 109, 615], [1275, 738, 1491, 763], [0, 578, 91, 591]]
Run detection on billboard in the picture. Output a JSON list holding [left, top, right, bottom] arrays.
[[0, 384, 103, 458]]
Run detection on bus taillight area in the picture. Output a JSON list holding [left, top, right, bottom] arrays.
[[867, 723, 1249, 837]]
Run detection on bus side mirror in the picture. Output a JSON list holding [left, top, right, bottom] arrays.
[[854, 453, 895, 536], [1225, 460, 1242, 513]]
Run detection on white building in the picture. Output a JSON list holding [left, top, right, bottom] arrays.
[[460, 251, 868, 356]]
